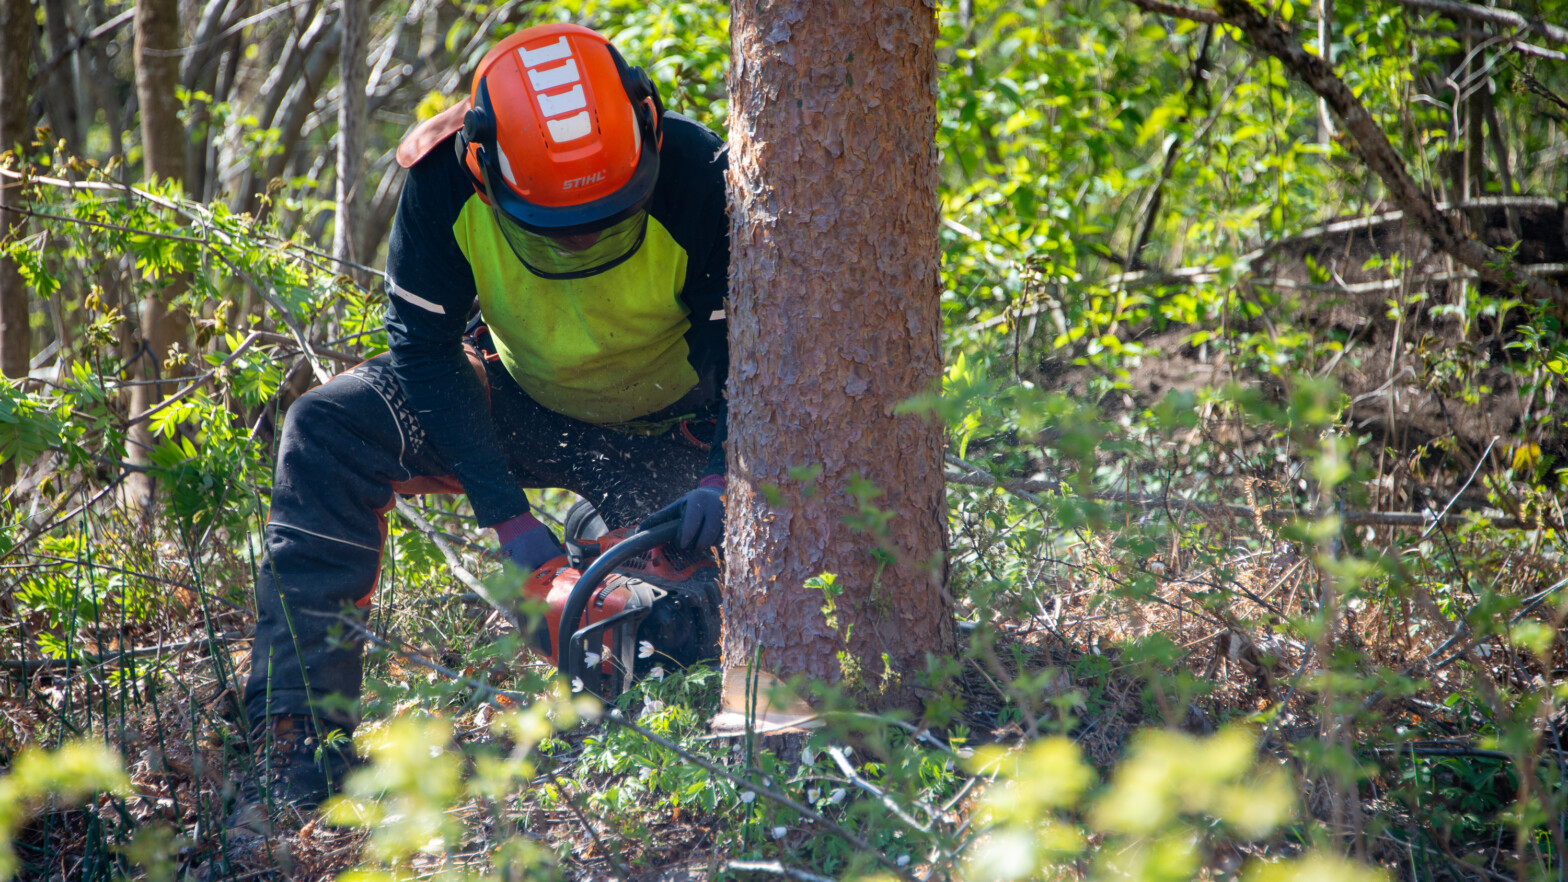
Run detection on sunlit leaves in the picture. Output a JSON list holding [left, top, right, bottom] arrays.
[[0, 742, 130, 880], [0, 379, 68, 468]]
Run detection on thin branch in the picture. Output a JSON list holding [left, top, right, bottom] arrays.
[[1123, 0, 1225, 24], [602, 714, 920, 882], [1381, 0, 1568, 48], [32, 8, 137, 80], [0, 477, 126, 568], [942, 469, 1542, 530], [0, 633, 240, 673], [390, 499, 519, 631], [125, 331, 264, 426], [0, 168, 385, 279], [724, 861, 837, 882], [541, 763, 633, 882], [826, 745, 933, 834]]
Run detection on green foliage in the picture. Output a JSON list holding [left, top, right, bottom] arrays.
[[327, 688, 598, 879], [4, 0, 1566, 879], [0, 379, 70, 468], [0, 742, 129, 880]]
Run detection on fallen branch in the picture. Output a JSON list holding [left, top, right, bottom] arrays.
[[969, 197, 1566, 330], [1213, 0, 1567, 308], [0, 633, 240, 673], [1381, 0, 1568, 48], [942, 469, 1541, 530], [725, 861, 837, 882]]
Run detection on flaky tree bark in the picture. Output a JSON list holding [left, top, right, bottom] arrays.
[[333, 0, 368, 281], [724, 0, 954, 712], [0, 0, 34, 387], [129, 0, 186, 512]]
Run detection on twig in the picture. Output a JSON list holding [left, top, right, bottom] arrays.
[[125, 331, 265, 426], [33, 8, 136, 79], [213, 253, 337, 386], [391, 499, 519, 631], [0, 476, 126, 568], [603, 713, 920, 882], [826, 745, 933, 834], [541, 762, 633, 882], [943, 469, 1539, 530], [0, 634, 240, 673], [1418, 436, 1498, 540], [724, 860, 837, 882], [1, 166, 387, 279]]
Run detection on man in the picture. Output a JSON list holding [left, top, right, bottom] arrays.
[[235, 23, 729, 819]]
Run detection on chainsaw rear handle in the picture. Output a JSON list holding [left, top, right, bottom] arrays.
[[554, 520, 680, 667]]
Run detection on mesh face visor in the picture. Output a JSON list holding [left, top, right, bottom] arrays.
[[490, 201, 650, 280]]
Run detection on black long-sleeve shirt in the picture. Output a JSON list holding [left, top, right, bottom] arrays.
[[382, 112, 730, 526]]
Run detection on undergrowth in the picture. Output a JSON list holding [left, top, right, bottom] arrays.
[[2, 0, 1566, 879]]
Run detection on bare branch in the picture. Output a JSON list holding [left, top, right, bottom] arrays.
[[1382, 0, 1568, 48], [942, 469, 1546, 530], [1123, 0, 1226, 24]]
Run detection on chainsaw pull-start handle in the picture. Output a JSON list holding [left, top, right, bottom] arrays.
[[554, 520, 680, 670]]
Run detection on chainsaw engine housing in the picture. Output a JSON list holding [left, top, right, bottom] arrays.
[[525, 526, 720, 697]]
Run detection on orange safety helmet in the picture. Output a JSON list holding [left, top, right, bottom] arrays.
[[455, 23, 665, 279]]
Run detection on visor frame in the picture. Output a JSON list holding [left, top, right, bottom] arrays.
[[488, 199, 651, 281]]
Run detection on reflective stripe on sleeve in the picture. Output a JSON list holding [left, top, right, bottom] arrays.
[[389, 281, 447, 315]]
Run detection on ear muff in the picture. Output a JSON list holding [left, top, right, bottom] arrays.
[[455, 92, 497, 195], [606, 45, 664, 151], [462, 105, 496, 148]]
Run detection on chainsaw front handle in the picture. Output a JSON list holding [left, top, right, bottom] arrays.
[[554, 520, 680, 679]]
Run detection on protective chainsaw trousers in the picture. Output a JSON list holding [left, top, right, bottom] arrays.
[[243, 349, 710, 733]]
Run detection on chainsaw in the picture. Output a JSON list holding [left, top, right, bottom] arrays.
[[521, 506, 722, 698]]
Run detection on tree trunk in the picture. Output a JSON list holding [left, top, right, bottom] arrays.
[[723, 0, 954, 715], [0, 0, 35, 385], [334, 0, 368, 283], [129, 0, 186, 513], [41, 0, 81, 155]]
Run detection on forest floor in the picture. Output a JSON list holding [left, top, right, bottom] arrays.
[[6, 513, 1562, 881], [4, 202, 1567, 879]]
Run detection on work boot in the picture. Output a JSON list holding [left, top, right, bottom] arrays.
[[226, 714, 357, 837]]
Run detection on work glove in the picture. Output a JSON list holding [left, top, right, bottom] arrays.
[[641, 475, 726, 552], [493, 512, 567, 572]]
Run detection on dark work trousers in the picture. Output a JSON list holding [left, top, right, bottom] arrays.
[[243, 348, 710, 733]]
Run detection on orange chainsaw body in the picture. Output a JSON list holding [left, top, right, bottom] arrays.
[[523, 528, 720, 695]]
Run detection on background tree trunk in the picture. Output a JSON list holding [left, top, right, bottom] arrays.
[[0, 0, 34, 385], [334, 0, 368, 284], [40, 0, 81, 155], [723, 0, 954, 713], [128, 0, 186, 513]]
